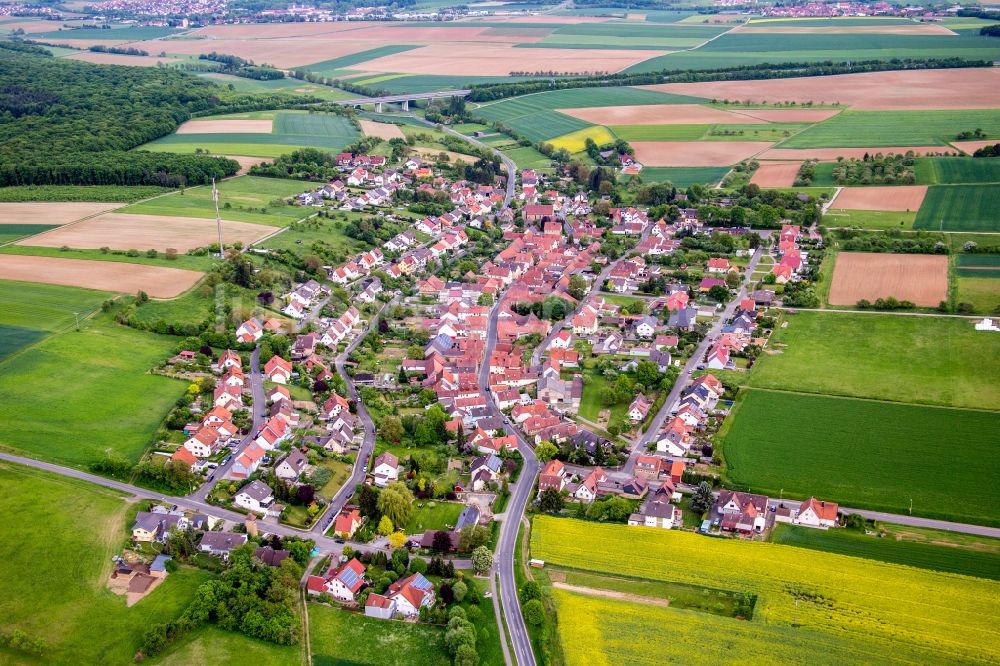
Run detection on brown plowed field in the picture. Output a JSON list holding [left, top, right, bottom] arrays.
[[358, 44, 663, 75], [0, 255, 202, 298], [66, 52, 179, 66], [0, 202, 120, 225], [749, 162, 801, 187], [19, 213, 275, 252], [559, 103, 765, 125], [760, 146, 945, 161], [358, 120, 406, 140], [347, 25, 546, 42], [829, 253, 947, 306], [734, 24, 955, 35], [643, 69, 1000, 110], [145, 38, 374, 68], [951, 139, 1000, 154], [733, 108, 841, 122], [176, 119, 273, 134], [224, 155, 270, 175], [631, 141, 772, 166], [190, 22, 367, 38], [830, 186, 928, 212]]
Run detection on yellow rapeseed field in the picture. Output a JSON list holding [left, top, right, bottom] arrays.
[[545, 126, 617, 154], [533, 517, 1000, 664]]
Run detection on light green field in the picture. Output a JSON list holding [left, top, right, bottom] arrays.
[[123, 176, 310, 226], [956, 276, 1000, 313], [258, 220, 369, 260], [780, 110, 1000, 148], [153, 626, 300, 666], [0, 244, 218, 272], [0, 279, 109, 332], [0, 313, 184, 466], [0, 462, 212, 665], [404, 500, 465, 533], [638, 166, 730, 186], [747, 310, 1000, 410], [308, 604, 450, 666], [822, 208, 915, 229], [140, 142, 304, 158], [914, 184, 1000, 232]]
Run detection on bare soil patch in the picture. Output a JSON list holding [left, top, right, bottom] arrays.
[[20, 212, 275, 252], [829, 252, 947, 306], [830, 185, 927, 212], [190, 22, 366, 38], [176, 119, 273, 134], [0, 202, 120, 226], [734, 23, 956, 35], [631, 141, 772, 166], [760, 146, 945, 161], [559, 103, 765, 125], [732, 108, 841, 123], [0, 255, 202, 298], [359, 44, 663, 76], [147, 38, 373, 68], [224, 155, 270, 176], [749, 161, 801, 187], [552, 581, 672, 608], [359, 119, 406, 140], [644, 69, 1000, 111], [349, 25, 543, 42], [66, 51, 179, 66], [951, 139, 1000, 154]]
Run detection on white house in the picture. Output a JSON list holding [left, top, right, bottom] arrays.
[[323, 558, 366, 601], [387, 572, 435, 617], [233, 480, 276, 515], [795, 497, 839, 529], [275, 448, 309, 481], [635, 315, 658, 339], [183, 428, 218, 458], [371, 452, 400, 487], [365, 593, 396, 619]]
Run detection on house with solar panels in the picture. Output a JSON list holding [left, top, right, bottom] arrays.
[[306, 558, 366, 602], [387, 572, 436, 617]]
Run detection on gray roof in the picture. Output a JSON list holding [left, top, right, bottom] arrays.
[[238, 480, 274, 502], [456, 505, 480, 530], [199, 531, 248, 553]]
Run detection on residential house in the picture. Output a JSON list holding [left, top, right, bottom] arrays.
[[234, 480, 277, 516], [275, 448, 310, 481], [372, 452, 400, 487], [627, 394, 651, 422], [537, 459, 567, 492], [713, 490, 768, 534], [309, 558, 366, 602], [387, 573, 435, 617], [334, 508, 363, 539], [795, 497, 839, 528], [264, 356, 293, 384], [634, 455, 663, 480], [230, 443, 266, 479], [198, 532, 248, 560], [236, 319, 263, 343], [131, 511, 184, 543], [573, 467, 606, 503], [365, 593, 396, 619]]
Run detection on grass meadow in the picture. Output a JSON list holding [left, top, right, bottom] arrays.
[[124, 176, 309, 226], [638, 166, 730, 186], [404, 499, 465, 533], [0, 279, 109, 332], [308, 604, 451, 666], [771, 523, 1000, 581], [721, 389, 1000, 524], [0, 185, 171, 202], [821, 209, 915, 230], [0, 462, 212, 665], [780, 110, 1000, 148], [914, 184, 1000, 232], [0, 244, 220, 272], [956, 276, 1000, 313], [747, 311, 1000, 410], [152, 626, 300, 666], [532, 517, 1000, 664]]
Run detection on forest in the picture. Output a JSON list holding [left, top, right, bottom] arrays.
[[0, 45, 238, 186]]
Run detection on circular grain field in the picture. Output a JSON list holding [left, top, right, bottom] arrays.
[[829, 252, 948, 306]]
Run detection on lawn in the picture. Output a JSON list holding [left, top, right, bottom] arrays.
[[308, 603, 451, 666], [532, 516, 1000, 664], [746, 310, 1000, 410], [914, 184, 1000, 232], [956, 276, 1000, 313], [771, 522, 1000, 581], [0, 461, 212, 665], [779, 110, 1000, 148], [258, 218, 370, 260], [638, 166, 730, 186], [317, 458, 353, 499], [0, 324, 47, 362], [123, 176, 310, 226], [131, 285, 215, 329], [152, 626, 300, 666], [404, 499, 465, 533], [577, 370, 627, 425], [721, 388, 1000, 525], [0, 314, 184, 466], [822, 208, 915, 229]]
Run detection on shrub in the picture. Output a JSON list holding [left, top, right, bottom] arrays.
[[523, 598, 545, 626]]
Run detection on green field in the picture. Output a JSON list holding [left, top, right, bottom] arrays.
[[772, 523, 1000, 581], [914, 184, 1000, 232], [131, 287, 214, 330], [303, 45, 421, 75], [638, 166, 730, 186], [0, 324, 47, 362], [404, 500, 465, 533], [915, 157, 1000, 185], [611, 124, 709, 141], [747, 311, 1000, 409], [822, 209, 916, 230], [309, 604, 451, 666], [0, 461, 212, 664], [957, 276, 1000, 312], [0, 185, 171, 202], [153, 626, 300, 666], [123, 176, 310, 226], [272, 112, 359, 140], [780, 110, 1000, 148], [0, 244, 219, 272], [956, 255, 1000, 278], [258, 220, 369, 261], [722, 389, 1000, 524], [0, 313, 184, 466], [140, 141, 303, 158], [34, 25, 183, 40], [373, 75, 539, 95], [0, 279, 109, 332], [0, 223, 58, 245], [504, 145, 554, 170]]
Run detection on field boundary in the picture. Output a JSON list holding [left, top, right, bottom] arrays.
[[550, 581, 672, 608], [740, 385, 1000, 415]]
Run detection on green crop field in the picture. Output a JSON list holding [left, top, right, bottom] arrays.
[[914, 184, 1000, 232], [779, 110, 1000, 148], [554, 22, 730, 38], [0, 185, 171, 202], [153, 626, 300, 665], [504, 145, 554, 170], [34, 25, 183, 40], [915, 157, 1000, 184], [533, 516, 1000, 664], [639, 166, 729, 186], [722, 389, 1000, 524], [302, 45, 420, 75], [957, 255, 1000, 268], [611, 124, 709, 141], [822, 209, 916, 230], [0, 244, 219, 272], [123, 176, 310, 226], [0, 324, 47, 362], [0, 313, 184, 466], [0, 279, 108, 332], [747, 311, 1000, 409], [374, 75, 539, 94], [0, 462, 212, 664], [700, 31, 998, 53], [772, 523, 1000, 581], [0, 223, 57, 245], [272, 112, 358, 140], [308, 604, 451, 666], [956, 276, 1000, 312]]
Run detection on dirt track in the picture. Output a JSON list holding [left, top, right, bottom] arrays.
[[0, 255, 203, 298], [551, 581, 672, 608], [829, 252, 947, 306]]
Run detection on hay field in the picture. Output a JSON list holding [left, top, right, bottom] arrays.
[[0, 202, 121, 226], [749, 161, 800, 187], [735, 108, 841, 122], [631, 140, 772, 166], [829, 252, 947, 306], [176, 119, 274, 134], [645, 68, 1000, 110], [0, 255, 202, 298], [19, 212, 275, 252], [410, 146, 477, 164], [830, 185, 928, 211], [558, 103, 765, 125], [359, 119, 406, 140]]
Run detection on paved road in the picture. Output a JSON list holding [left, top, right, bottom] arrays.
[[331, 90, 470, 107], [191, 345, 265, 501], [622, 245, 766, 476], [479, 295, 540, 666]]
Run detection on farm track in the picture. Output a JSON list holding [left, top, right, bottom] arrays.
[[550, 581, 673, 608]]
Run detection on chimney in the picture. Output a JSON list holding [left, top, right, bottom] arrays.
[[245, 513, 258, 538]]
